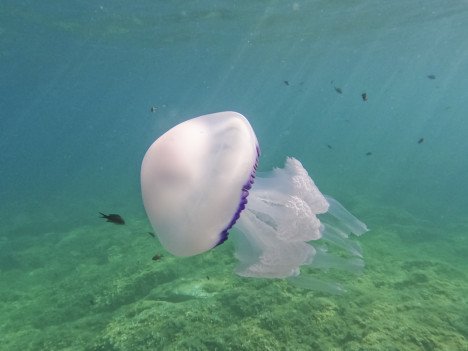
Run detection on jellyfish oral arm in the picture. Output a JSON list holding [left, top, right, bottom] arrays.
[[233, 158, 369, 292]]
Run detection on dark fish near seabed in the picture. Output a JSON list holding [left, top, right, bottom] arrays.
[[99, 212, 125, 225], [152, 254, 163, 261]]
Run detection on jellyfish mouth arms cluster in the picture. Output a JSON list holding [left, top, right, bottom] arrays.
[[141, 111, 369, 292], [234, 157, 368, 292]]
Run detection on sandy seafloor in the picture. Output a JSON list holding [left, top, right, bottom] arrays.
[[2, 0, 468, 350], [1, 204, 467, 350]]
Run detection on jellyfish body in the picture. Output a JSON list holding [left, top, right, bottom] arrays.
[[141, 111, 368, 292]]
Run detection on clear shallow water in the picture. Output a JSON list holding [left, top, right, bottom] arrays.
[[1, 1, 468, 350]]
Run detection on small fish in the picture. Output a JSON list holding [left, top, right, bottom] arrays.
[[330, 80, 342, 94], [99, 212, 125, 225], [327, 144, 332, 149], [148, 232, 156, 238], [427, 74, 436, 80], [152, 254, 163, 261], [284, 80, 289, 86], [418, 138, 424, 144], [362, 92, 368, 101], [151, 106, 157, 112], [366, 152, 372, 156]]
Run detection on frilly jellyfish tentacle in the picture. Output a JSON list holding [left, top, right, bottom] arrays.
[[233, 158, 369, 293], [318, 195, 368, 258], [287, 275, 347, 295]]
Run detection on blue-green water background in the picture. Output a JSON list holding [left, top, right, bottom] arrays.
[[1, 1, 468, 350]]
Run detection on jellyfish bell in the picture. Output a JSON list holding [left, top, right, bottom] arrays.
[[141, 111, 368, 293], [141, 112, 259, 257]]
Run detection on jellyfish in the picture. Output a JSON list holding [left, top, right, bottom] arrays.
[[141, 111, 368, 293]]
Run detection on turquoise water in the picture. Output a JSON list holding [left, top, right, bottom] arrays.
[[1, 1, 468, 350]]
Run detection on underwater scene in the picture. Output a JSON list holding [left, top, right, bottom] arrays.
[[1, 0, 468, 350]]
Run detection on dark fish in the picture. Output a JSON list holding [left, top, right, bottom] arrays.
[[284, 80, 289, 86], [151, 106, 157, 112], [362, 92, 368, 101], [327, 144, 332, 149], [366, 152, 372, 156], [418, 138, 424, 144], [99, 212, 125, 225], [427, 74, 436, 80], [331, 80, 342, 94], [152, 254, 163, 261], [148, 232, 156, 238]]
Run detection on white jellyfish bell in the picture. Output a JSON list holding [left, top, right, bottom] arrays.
[[141, 111, 368, 293]]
